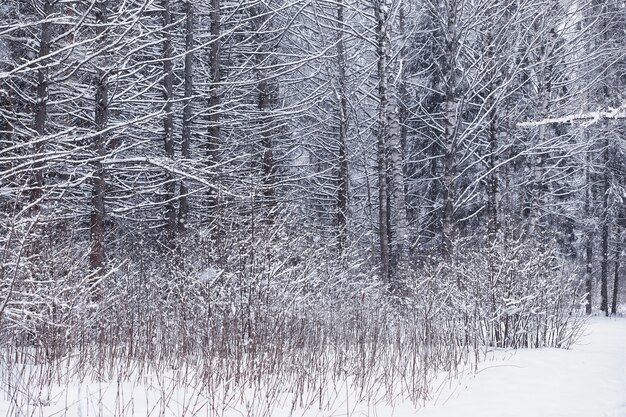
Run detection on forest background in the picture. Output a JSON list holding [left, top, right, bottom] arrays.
[[0, 0, 625, 414]]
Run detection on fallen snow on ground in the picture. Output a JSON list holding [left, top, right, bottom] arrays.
[[2, 318, 625, 416], [418, 317, 626, 417]]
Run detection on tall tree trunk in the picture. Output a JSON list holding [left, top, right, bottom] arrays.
[[585, 148, 593, 315], [484, 20, 499, 244], [178, 0, 194, 231], [372, 0, 410, 288], [528, 94, 549, 237], [89, 0, 109, 301], [441, 2, 460, 261], [586, 236, 593, 315], [386, 9, 409, 286], [29, 0, 53, 260], [398, 3, 409, 199], [528, 20, 557, 238], [423, 140, 440, 242], [486, 105, 499, 243], [612, 221, 621, 315], [258, 80, 278, 223], [253, 6, 278, 225], [0, 89, 10, 153], [600, 136, 610, 316], [32, 0, 53, 204], [207, 0, 221, 229], [162, 0, 176, 242], [336, 0, 349, 254], [374, 0, 391, 285], [387, 82, 409, 285], [377, 141, 390, 283]]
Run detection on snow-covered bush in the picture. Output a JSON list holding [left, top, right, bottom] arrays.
[[0, 220, 587, 416], [411, 235, 586, 351]]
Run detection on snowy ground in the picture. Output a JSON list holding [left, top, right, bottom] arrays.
[[1, 318, 625, 417], [417, 317, 626, 417]]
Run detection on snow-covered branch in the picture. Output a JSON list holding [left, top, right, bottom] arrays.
[[518, 105, 626, 127]]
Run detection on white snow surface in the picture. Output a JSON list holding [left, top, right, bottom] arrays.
[[1, 318, 625, 416], [418, 317, 626, 417]]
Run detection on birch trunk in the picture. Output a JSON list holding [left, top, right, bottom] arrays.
[[584, 148, 593, 315], [441, 1, 460, 260]]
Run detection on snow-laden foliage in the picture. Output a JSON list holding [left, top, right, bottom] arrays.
[[418, 237, 586, 350], [0, 226, 584, 416], [0, 0, 622, 414]]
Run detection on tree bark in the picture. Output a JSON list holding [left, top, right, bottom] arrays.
[[585, 148, 593, 315], [336, 0, 349, 254], [371, 0, 410, 288], [528, 96, 549, 237], [162, 0, 176, 242], [486, 106, 499, 243], [612, 221, 621, 315], [208, 0, 222, 177], [252, 6, 278, 224], [207, 0, 221, 228], [258, 79, 278, 223], [27, 0, 53, 259], [31, 1, 53, 214], [386, 3, 409, 284], [484, 20, 499, 244], [600, 136, 610, 316], [586, 235, 593, 315], [441, 1, 460, 261], [374, 0, 391, 285], [0, 89, 10, 154], [178, 0, 194, 231], [89, 0, 110, 301]]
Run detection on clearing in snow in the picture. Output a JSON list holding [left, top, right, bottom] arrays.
[[418, 317, 626, 417]]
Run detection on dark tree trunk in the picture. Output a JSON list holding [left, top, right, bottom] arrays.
[[0, 90, 11, 152], [600, 138, 609, 316], [31, 1, 53, 207], [398, 5, 412, 229], [251, 4, 278, 225], [487, 107, 499, 243], [162, 0, 176, 242], [386, 37, 408, 286], [89, 0, 110, 301], [207, 0, 221, 226], [336, 0, 349, 254], [372, 0, 408, 290], [178, 0, 194, 231], [258, 80, 278, 223], [374, 0, 390, 284], [612, 222, 621, 315], [424, 140, 440, 242]]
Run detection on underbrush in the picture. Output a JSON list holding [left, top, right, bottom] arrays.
[[0, 231, 586, 416]]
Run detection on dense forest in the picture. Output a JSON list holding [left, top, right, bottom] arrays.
[[0, 0, 625, 414]]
